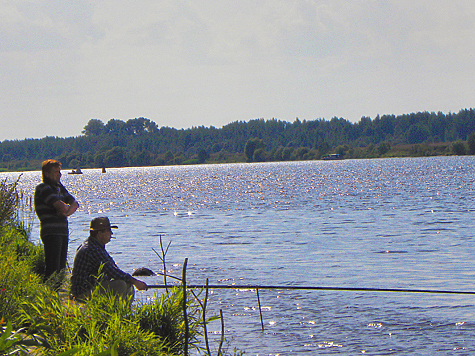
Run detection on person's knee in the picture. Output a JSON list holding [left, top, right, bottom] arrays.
[[101, 279, 134, 301], [113, 279, 127, 291]]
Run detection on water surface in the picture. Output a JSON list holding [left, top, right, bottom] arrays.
[[4, 156, 475, 355]]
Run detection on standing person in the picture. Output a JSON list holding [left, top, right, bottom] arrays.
[[34, 159, 79, 282], [70, 217, 148, 302]]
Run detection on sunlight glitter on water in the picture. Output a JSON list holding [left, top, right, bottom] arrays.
[[3, 157, 475, 354]]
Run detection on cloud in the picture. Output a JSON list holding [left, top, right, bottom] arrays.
[[1, 0, 474, 141]]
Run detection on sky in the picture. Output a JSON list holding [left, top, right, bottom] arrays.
[[1, 0, 475, 141]]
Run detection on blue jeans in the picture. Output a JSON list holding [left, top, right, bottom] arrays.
[[41, 234, 69, 280]]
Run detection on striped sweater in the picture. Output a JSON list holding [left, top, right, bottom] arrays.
[[34, 179, 75, 238]]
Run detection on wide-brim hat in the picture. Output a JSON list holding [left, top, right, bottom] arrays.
[[89, 217, 118, 231]]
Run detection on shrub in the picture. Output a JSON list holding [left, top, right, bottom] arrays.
[[135, 287, 207, 354], [0, 227, 44, 323], [17, 284, 171, 356], [467, 132, 475, 155], [451, 140, 467, 155], [0, 177, 20, 227]]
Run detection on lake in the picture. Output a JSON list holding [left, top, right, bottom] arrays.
[[3, 156, 475, 355]]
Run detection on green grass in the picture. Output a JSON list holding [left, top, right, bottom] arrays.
[[17, 287, 173, 355], [0, 224, 214, 355]]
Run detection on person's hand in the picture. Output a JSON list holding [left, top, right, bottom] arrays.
[[53, 200, 78, 217], [53, 200, 69, 216]]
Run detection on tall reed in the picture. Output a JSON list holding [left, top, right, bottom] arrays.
[[0, 177, 20, 227]]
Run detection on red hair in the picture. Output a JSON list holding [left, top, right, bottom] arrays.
[[41, 159, 61, 180]]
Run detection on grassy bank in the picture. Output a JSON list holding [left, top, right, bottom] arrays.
[[0, 178, 238, 355]]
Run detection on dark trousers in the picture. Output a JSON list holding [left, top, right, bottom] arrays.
[[41, 234, 69, 280]]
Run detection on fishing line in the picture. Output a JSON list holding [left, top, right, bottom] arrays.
[[145, 284, 475, 295]]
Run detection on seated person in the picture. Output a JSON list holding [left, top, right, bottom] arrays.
[[70, 217, 147, 301]]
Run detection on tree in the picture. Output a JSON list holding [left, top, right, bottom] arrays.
[[406, 124, 429, 144], [244, 138, 265, 162], [197, 149, 209, 164], [94, 152, 105, 168], [335, 144, 349, 157], [174, 152, 186, 165], [105, 147, 126, 167], [317, 142, 330, 155], [105, 119, 126, 136], [82, 119, 105, 136], [467, 132, 475, 155], [165, 151, 174, 164], [69, 159, 81, 169], [451, 141, 466, 155], [135, 150, 152, 166], [244, 139, 257, 162], [293, 147, 309, 160], [125, 117, 157, 135], [273, 147, 284, 161], [2, 154, 12, 162], [211, 143, 222, 153], [4, 108, 475, 170], [377, 142, 391, 156], [282, 147, 292, 160], [253, 148, 267, 162]]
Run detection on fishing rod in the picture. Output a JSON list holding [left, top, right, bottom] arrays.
[[145, 284, 475, 295], [145, 282, 475, 333], [136, 268, 475, 295]]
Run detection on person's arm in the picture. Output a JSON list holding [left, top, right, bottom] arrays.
[[65, 200, 79, 216], [53, 200, 79, 217], [53, 200, 69, 215], [96, 247, 144, 289], [131, 277, 148, 291]]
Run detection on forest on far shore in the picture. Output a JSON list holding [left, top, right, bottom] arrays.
[[1, 108, 475, 172]]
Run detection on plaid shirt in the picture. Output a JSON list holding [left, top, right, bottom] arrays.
[[70, 237, 132, 297]]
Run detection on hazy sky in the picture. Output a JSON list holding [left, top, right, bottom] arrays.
[[1, 1, 474, 141]]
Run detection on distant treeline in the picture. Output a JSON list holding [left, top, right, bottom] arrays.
[[2, 108, 475, 171]]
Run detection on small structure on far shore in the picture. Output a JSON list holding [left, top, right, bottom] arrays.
[[322, 153, 343, 160]]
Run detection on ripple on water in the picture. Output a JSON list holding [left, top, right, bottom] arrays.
[[4, 157, 475, 354]]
